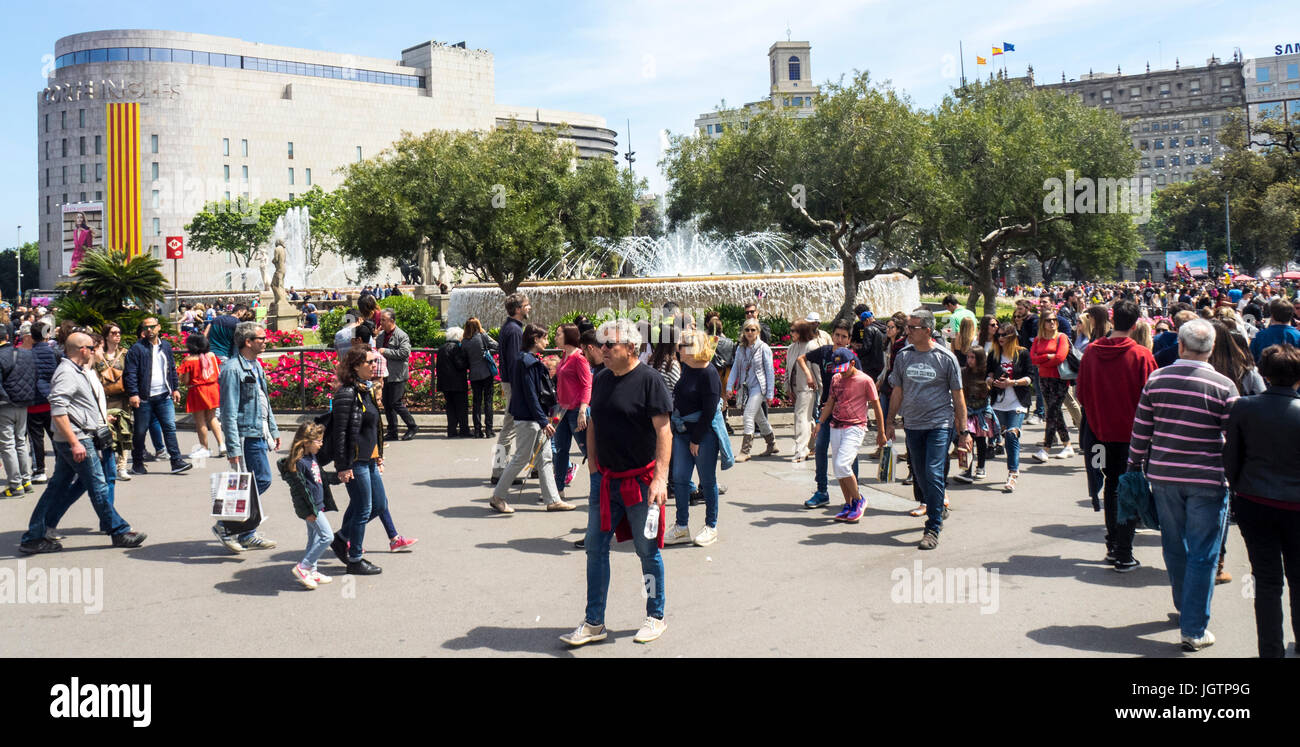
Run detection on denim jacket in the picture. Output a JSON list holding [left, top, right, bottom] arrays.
[[219, 353, 279, 458]]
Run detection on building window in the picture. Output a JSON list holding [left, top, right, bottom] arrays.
[[1155, 157, 1165, 167], [788, 55, 800, 81], [1257, 67, 1271, 83], [1139, 140, 1148, 150], [45, 195, 50, 214], [1101, 89, 1113, 104], [1140, 159, 1150, 168], [80, 164, 86, 183], [94, 134, 101, 155], [61, 166, 66, 185], [44, 141, 48, 160], [151, 162, 159, 180], [1156, 175, 1166, 186], [61, 110, 66, 129], [151, 134, 158, 153], [96, 163, 103, 182], [288, 167, 294, 185], [224, 165, 230, 182], [242, 165, 249, 181], [305, 168, 311, 185], [241, 139, 248, 156], [288, 193, 294, 201], [61, 138, 67, 157], [356, 146, 362, 162], [44, 113, 49, 133], [1201, 154, 1211, 164], [79, 109, 85, 127], [1154, 139, 1164, 149], [1201, 117, 1211, 127], [79, 136, 85, 155], [225, 191, 231, 201], [1171, 156, 1180, 166], [1172, 121, 1182, 130], [1200, 135, 1210, 145], [1185, 137, 1193, 147], [1258, 86, 1273, 94], [152, 189, 159, 208], [1288, 63, 1299, 80], [288, 142, 294, 159], [223, 138, 229, 156], [1189, 79, 1201, 93], [79, 192, 86, 202], [1130, 86, 1141, 97], [153, 218, 160, 236], [95, 191, 102, 200], [1161, 123, 1170, 131], [1219, 76, 1231, 88], [45, 168, 49, 187], [46, 223, 50, 241], [1169, 138, 1178, 148]]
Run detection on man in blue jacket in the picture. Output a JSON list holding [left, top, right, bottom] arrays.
[[123, 317, 192, 475], [491, 293, 529, 484], [1249, 299, 1300, 362], [0, 327, 37, 496]]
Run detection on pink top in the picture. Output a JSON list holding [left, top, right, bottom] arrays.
[[829, 371, 878, 428], [556, 349, 592, 411]]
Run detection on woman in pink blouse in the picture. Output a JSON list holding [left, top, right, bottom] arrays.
[[71, 213, 94, 271], [552, 323, 591, 500]]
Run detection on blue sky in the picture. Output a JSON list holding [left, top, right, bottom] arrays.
[[2, 0, 1293, 250]]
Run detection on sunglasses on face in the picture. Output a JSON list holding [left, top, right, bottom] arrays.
[[906, 324, 926, 331]]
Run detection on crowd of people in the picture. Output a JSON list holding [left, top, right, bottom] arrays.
[[6, 273, 1300, 657]]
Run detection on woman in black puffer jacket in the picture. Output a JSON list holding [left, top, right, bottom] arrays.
[[328, 349, 389, 576]]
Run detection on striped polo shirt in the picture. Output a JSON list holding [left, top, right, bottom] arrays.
[[1127, 360, 1238, 487]]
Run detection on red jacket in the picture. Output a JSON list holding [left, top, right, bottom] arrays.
[[1030, 333, 1069, 379], [1075, 336, 1157, 442]]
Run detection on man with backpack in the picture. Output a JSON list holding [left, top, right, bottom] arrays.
[[0, 327, 36, 496]]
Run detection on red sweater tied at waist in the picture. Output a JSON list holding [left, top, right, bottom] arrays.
[[598, 461, 664, 548]]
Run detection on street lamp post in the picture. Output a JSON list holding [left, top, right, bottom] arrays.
[[15, 225, 20, 303], [1225, 192, 1232, 267]]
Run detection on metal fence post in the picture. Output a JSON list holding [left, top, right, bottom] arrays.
[[298, 350, 306, 409]]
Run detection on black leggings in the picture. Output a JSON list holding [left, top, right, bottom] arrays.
[[974, 436, 988, 470], [471, 377, 494, 433], [1040, 377, 1071, 448]]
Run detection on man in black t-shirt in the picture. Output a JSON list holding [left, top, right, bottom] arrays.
[[795, 319, 861, 508], [561, 319, 672, 648]]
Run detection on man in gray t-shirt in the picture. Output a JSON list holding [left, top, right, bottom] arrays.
[[885, 310, 969, 551]]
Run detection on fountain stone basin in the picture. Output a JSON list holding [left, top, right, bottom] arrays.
[[446, 271, 920, 329]]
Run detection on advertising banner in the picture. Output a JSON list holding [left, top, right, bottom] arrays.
[[1164, 250, 1209, 275], [61, 202, 104, 276]]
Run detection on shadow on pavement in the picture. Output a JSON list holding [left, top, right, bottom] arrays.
[[442, 625, 635, 657], [1026, 613, 1181, 656], [214, 561, 313, 596], [122, 540, 247, 565], [1032, 523, 1163, 548], [418, 477, 491, 490], [750, 515, 840, 529], [434, 503, 503, 520], [475, 537, 573, 556], [0, 528, 121, 559], [728, 501, 805, 515], [983, 554, 1169, 587], [800, 524, 918, 547]]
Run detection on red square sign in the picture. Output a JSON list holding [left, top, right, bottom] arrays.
[[165, 236, 184, 259]]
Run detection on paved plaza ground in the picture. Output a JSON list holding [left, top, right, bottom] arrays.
[[0, 415, 1284, 658]]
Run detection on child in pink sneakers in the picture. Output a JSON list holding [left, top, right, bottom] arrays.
[[279, 422, 340, 589], [812, 348, 885, 523]]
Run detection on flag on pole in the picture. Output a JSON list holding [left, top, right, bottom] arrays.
[[992, 46, 1003, 56], [976, 56, 987, 65], [1002, 42, 1015, 52]]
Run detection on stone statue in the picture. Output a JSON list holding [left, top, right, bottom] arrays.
[[271, 239, 289, 309], [437, 249, 452, 290], [255, 249, 271, 291], [417, 236, 434, 289]]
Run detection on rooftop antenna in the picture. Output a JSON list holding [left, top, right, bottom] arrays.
[[624, 119, 635, 168], [786, 22, 791, 42]]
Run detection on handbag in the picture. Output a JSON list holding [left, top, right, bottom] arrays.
[[209, 471, 254, 521], [1058, 338, 1083, 380], [877, 442, 896, 483], [480, 335, 499, 378], [100, 365, 125, 397]]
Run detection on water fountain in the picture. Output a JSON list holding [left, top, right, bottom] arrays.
[[447, 231, 919, 328], [268, 206, 364, 291]]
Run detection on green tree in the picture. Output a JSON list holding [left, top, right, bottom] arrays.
[[335, 126, 639, 293], [0, 242, 40, 301], [57, 248, 171, 340], [635, 199, 666, 238], [184, 198, 276, 267], [928, 80, 1141, 314], [663, 72, 935, 320]]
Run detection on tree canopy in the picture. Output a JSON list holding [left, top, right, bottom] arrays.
[[334, 125, 640, 293]]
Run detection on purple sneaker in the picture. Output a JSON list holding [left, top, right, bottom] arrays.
[[844, 498, 867, 523], [833, 502, 853, 521]]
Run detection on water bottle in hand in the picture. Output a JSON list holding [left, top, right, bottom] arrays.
[[644, 503, 660, 539]]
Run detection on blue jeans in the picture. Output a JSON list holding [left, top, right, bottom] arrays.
[[584, 472, 665, 625], [905, 428, 951, 534], [221, 437, 272, 539], [132, 393, 182, 465], [340, 459, 389, 562], [1151, 483, 1229, 639], [815, 413, 858, 493], [148, 416, 164, 452], [1031, 371, 1045, 418], [992, 410, 1024, 472], [671, 428, 719, 527], [552, 408, 587, 494], [22, 440, 129, 544], [301, 509, 333, 570]]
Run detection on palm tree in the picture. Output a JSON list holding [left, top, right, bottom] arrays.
[[72, 248, 168, 315]]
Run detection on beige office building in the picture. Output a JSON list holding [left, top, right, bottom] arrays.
[[36, 30, 615, 292]]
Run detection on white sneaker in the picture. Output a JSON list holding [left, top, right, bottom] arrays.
[[311, 570, 333, 584], [693, 525, 718, 546], [31, 472, 47, 484], [1181, 629, 1215, 652], [1025, 415, 1041, 425], [633, 616, 668, 644], [117, 466, 132, 481], [291, 564, 318, 590], [560, 621, 607, 647], [665, 525, 692, 545], [1032, 449, 1050, 463], [1054, 446, 1075, 459]]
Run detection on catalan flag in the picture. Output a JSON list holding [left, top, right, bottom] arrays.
[[106, 102, 142, 257], [992, 46, 1003, 56], [1003, 42, 1015, 52], [976, 56, 987, 65]]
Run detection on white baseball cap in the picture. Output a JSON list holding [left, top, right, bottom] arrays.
[[804, 312, 821, 324]]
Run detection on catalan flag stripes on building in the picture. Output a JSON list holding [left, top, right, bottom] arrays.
[[106, 102, 142, 257]]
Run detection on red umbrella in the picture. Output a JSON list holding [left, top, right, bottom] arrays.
[[1281, 271, 1300, 280], [1233, 274, 1255, 281]]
